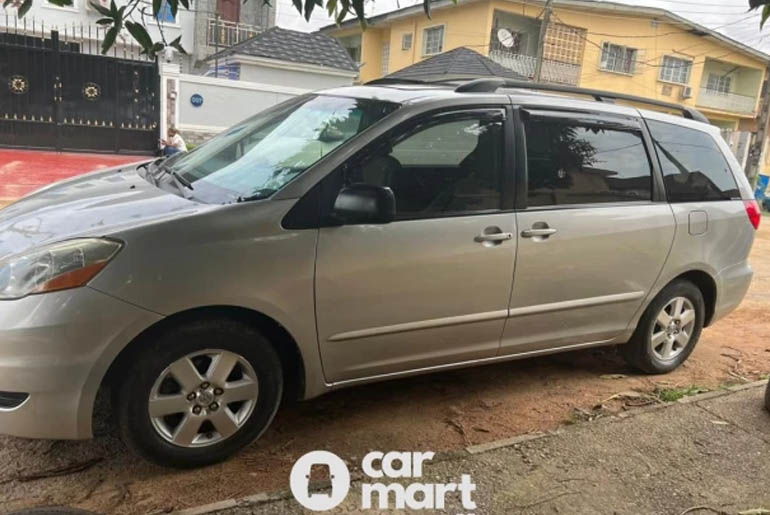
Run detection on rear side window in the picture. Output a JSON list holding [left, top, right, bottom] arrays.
[[646, 120, 739, 202], [524, 118, 652, 207]]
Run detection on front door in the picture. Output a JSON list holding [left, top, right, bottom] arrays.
[[217, 0, 240, 22], [315, 108, 516, 383], [500, 111, 675, 354]]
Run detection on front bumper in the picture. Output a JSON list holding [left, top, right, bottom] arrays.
[[0, 287, 162, 439]]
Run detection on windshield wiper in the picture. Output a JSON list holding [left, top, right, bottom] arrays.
[[155, 163, 194, 191], [237, 189, 276, 203]]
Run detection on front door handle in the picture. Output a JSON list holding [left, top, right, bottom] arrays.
[[521, 228, 557, 238], [475, 232, 514, 243]]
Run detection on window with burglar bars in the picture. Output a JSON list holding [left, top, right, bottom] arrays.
[[543, 23, 586, 65], [422, 25, 444, 55], [659, 55, 692, 85], [381, 42, 390, 75], [707, 73, 732, 94], [600, 42, 638, 74]]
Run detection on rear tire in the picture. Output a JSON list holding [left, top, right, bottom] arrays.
[[115, 318, 283, 468], [621, 279, 705, 374]]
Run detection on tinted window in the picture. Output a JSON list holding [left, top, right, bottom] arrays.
[[647, 120, 739, 202], [525, 118, 652, 207], [340, 112, 505, 219]]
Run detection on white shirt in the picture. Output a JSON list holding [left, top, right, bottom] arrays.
[[169, 133, 187, 152]]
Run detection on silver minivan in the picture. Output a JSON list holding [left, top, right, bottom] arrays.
[[0, 79, 759, 467]]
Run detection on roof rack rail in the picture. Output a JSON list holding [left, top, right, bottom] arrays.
[[454, 78, 709, 123]]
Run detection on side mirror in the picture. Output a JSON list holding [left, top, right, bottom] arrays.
[[333, 184, 396, 224]]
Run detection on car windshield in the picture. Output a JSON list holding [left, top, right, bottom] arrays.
[[165, 95, 399, 203]]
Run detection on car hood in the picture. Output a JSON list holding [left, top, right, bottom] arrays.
[[0, 164, 210, 260]]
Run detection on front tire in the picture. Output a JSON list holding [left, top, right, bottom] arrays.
[[115, 318, 283, 468], [621, 279, 705, 374]]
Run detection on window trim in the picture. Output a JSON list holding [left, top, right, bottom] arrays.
[[402, 33, 413, 51], [599, 42, 638, 76], [658, 55, 693, 86], [421, 24, 446, 56], [515, 108, 664, 210]]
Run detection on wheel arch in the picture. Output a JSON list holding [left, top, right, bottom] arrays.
[[98, 305, 307, 423], [675, 269, 717, 327]]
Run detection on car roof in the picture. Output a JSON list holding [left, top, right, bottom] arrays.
[[318, 82, 718, 134]]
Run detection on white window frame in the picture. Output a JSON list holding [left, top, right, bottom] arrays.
[[599, 42, 637, 75], [659, 55, 692, 85], [402, 33, 413, 51], [707, 73, 732, 94], [422, 24, 445, 56]]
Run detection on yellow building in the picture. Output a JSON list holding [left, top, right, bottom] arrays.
[[321, 0, 769, 134]]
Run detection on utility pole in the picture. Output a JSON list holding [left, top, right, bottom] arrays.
[[533, 0, 553, 83], [214, 13, 220, 78]]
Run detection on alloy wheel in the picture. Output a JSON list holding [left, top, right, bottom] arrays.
[[148, 349, 259, 448], [651, 296, 696, 361]]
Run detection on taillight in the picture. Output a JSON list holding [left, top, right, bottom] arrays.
[[744, 199, 761, 230]]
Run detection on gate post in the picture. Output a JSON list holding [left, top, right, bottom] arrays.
[[51, 30, 62, 151], [159, 61, 181, 142]]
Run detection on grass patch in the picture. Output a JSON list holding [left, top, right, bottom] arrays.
[[656, 385, 709, 402]]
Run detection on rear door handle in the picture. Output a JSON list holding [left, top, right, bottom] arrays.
[[475, 232, 513, 243], [521, 228, 557, 238]]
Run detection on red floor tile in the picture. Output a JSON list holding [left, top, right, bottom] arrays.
[[0, 149, 146, 200]]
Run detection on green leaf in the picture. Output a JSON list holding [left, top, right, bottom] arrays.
[[326, 0, 337, 17], [126, 20, 154, 51], [749, 0, 769, 9], [179, 0, 189, 9], [335, 2, 349, 24], [291, 0, 302, 12], [762, 4, 770, 28], [17, 0, 32, 17], [351, 0, 364, 20], [423, 0, 431, 19], [170, 35, 187, 54], [101, 25, 118, 54], [46, 0, 73, 6], [152, 0, 162, 17], [88, 0, 111, 16], [304, 0, 316, 21], [109, 0, 118, 16], [167, 0, 178, 18], [96, 17, 113, 25]]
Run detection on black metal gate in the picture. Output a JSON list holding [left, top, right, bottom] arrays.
[[0, 27, 159, 154]]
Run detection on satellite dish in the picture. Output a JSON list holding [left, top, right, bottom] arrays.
[[497, 28, 515, 48]]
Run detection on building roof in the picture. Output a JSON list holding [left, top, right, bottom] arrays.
[[383, 46, 527, 81], [208, 26, 359, 72], [320, 0, 770, 63]]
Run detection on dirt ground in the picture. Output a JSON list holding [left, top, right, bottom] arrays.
[[1, 222, 770, 514]]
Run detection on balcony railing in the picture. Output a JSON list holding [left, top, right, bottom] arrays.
[[696, 88, 757, 115], [206, 18, 260, 48], [488, 50, 581, 86]]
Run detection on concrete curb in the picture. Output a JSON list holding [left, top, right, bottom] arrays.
[[167, 379, 769, 515]]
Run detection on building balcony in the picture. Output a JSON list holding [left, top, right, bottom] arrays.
[[697, 88, 757, 115], [695, 58, 762, 116], [488, 50, 581, 86], [206, 18, 260, 48]]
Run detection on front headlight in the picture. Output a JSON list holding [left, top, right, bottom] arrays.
[[0, 238, 122, 300]]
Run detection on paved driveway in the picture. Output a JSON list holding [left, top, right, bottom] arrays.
[[0, 149, 146, 203]]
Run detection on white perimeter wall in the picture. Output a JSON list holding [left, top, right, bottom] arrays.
[[160, 62, 356, 144]]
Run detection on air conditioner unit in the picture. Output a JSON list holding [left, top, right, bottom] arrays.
[[681, 86, 693, 99]]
